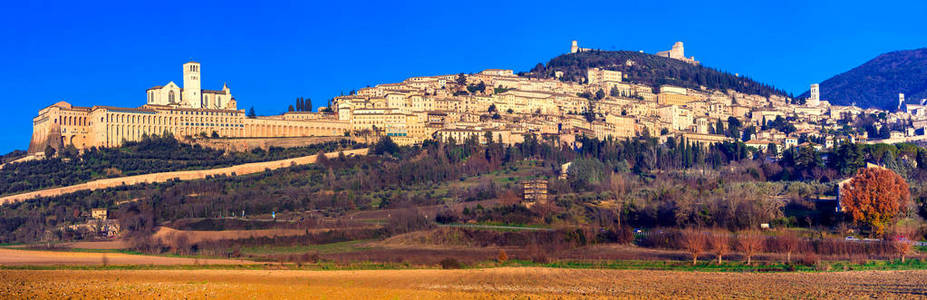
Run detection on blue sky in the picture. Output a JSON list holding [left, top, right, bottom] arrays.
[[1, 0, 924, 153]]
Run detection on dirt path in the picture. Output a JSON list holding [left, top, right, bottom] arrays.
[[0, 148, 368, 205], [3, 267, 927, 298], [438, 224, 553, 231], [0, 248, 253, 266]]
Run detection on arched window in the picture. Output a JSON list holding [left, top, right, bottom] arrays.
[[169, 90, 175, 103]]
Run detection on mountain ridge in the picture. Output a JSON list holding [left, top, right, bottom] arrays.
[[797, 48, 927, 109]]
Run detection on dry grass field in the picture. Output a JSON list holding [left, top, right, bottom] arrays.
[[152, 227, 311, 244], [3, 267, 927, 299], [0, 248, 252, 266]]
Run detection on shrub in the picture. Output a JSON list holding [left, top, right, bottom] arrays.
[[439, 258, 463, 269], [387, 208, 434, 235], [617, 226, 635, 244], [435, 210, 459, 224], [531, 252, 550, 264], [798, 252, 820, 266], [497, 249, 508, 263], [302, 252, 320, 263]]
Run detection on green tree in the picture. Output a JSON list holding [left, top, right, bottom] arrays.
[[44, 145, 56, 158], [726, 117, 742, 139], [247, 107, 256, 118], [373, 136, 400, 156], [568, 158, 606, 191], [742, 126, 756, 142], [831, 142, 865, 176], [766, 143, 779, 157], [795, 146, 822, 174], [456, 73, 467, 86]]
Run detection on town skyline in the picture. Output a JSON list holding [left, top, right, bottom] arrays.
[[2, 0, 926, 153], [6, 2, 927, 297]]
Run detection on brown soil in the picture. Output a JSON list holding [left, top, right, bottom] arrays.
[[3, 267, 927, 299]]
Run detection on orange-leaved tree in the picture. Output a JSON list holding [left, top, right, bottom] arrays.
[[840, 167, 911, 236]]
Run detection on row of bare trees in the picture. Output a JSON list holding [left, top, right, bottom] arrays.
[[673, 229, 916, 265], [680, 229, 769, 265]]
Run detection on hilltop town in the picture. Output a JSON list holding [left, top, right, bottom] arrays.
[[9, 40, 927, 299], [27, 41, 927, 160], [332, 41, 927, 151]]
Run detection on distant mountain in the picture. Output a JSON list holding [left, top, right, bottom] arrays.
[[526, 50, 790, 98], [797, 48, 927, 110]]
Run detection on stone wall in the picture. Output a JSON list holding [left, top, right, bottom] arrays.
[[188, 136, 360, 152]]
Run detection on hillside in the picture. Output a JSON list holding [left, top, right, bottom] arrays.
[[797, 48, 927, 110], [527, 50, 789, 98]]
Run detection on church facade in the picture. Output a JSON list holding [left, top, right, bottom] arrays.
[[146, 61, 237, 110], [29, 62, 350, 154]]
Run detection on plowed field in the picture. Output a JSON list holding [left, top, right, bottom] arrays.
[[3, 267, 927, 299]]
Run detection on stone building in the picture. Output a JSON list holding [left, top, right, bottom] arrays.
[[586, 68, 622, 85], [522, 178, 548, 208], [569, 40, 593, 54], [29, 62, 350, 154], [91, 208, 108, 220], [656, 41, 699, 65], [146, 61, 237, 110], [807, 83, 821, 107]]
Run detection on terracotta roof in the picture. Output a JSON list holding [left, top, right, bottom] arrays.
[[202, 89, 227, 95], [93, 106, 157, 113]]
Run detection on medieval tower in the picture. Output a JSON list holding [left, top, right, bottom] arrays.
[[808, 83, 820, 107], [183, 61, 202, 108]]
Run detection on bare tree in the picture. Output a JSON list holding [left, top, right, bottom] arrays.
[[608, 172, 627, 227], [710, 230, 731, 264], [778, 231, 800, 264], [173, 233, 191, 255], [681, 229, 708, 265], [737, 230, 765, 265], [891, 224, 919, 263]]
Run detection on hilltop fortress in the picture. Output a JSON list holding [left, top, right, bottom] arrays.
[[655, 41, 699, 65], [29, 62, 349, 154], [571, 40, 699, 65]]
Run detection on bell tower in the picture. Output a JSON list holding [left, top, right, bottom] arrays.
[[183, 61, 202, 108], [807, 83, 820, 107]]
